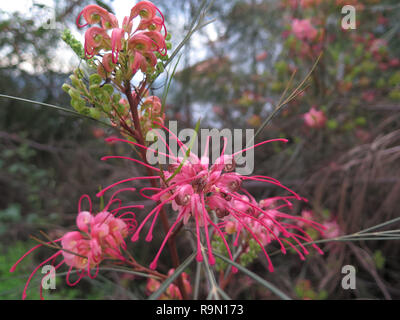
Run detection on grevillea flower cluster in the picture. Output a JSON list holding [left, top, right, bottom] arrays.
[[99, 123, 325, 273], [77, 1, 167, 78], [303, 106, 327, 129], [10, 195, 140, 299]]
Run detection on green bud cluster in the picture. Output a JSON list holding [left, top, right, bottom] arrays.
[[62, 29, 96, 68], [62, 68, 125, 121], [211, 235, 262, 271], [61, 29, 85, 60], [211, 235, 229, 272]]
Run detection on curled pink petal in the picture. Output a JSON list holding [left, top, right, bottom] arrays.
[[130, 1, 157, 21]]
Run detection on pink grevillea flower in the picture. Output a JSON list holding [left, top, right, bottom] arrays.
[[303, 107, 327, 129], [76, 4, 118, 29], [10, 194, 141, 300], [298, 210, 341, 239], [130, 1, 157, 20], [111, 28, 125, 63], [223, 200, 282, 247], [138, 16, 164, 32], [77, 1, 167, 71], [291, 19, 318, 41], [84, 26, 111, 58], [147, 269, 192, 300], [142, 96, 162, 116], [98, 123, 325, 273]]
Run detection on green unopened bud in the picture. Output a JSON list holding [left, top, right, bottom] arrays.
[[102, 84, 114, 95], [80, 107, 91, 116], [156, 62, 164, 73], [112, 93, 121, 104], [98, 90, 110, 102], [69, 75, 80, 88], [90, 107, 102, 120], [166, 33, 171, 41], [327, 120, 338, 130], [74, 68, 84, 79], [271, 81, 283, 93], [61, 29, 72, 42], [102, 102, 112, 113], [71, 98, 86, 112], [68, 88, 81, 100], [72, 43, 84, 58], [62, 83, 71, 93], [117, 103, 127, 115], [89, 73, 102, 86], [355, 117, 366, 126], [166, 42, 172, 50], [89, 84, 101, 96]]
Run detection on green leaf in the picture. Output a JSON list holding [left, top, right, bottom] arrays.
[[358, 217, 400, 234], [161, 54, 182, 115], [201, 245, 220, 300]]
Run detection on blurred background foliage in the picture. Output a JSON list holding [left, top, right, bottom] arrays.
[[0, 0, 399, 299]]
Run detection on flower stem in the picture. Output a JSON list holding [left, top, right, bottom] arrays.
[[123, 81, 189, 300]]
